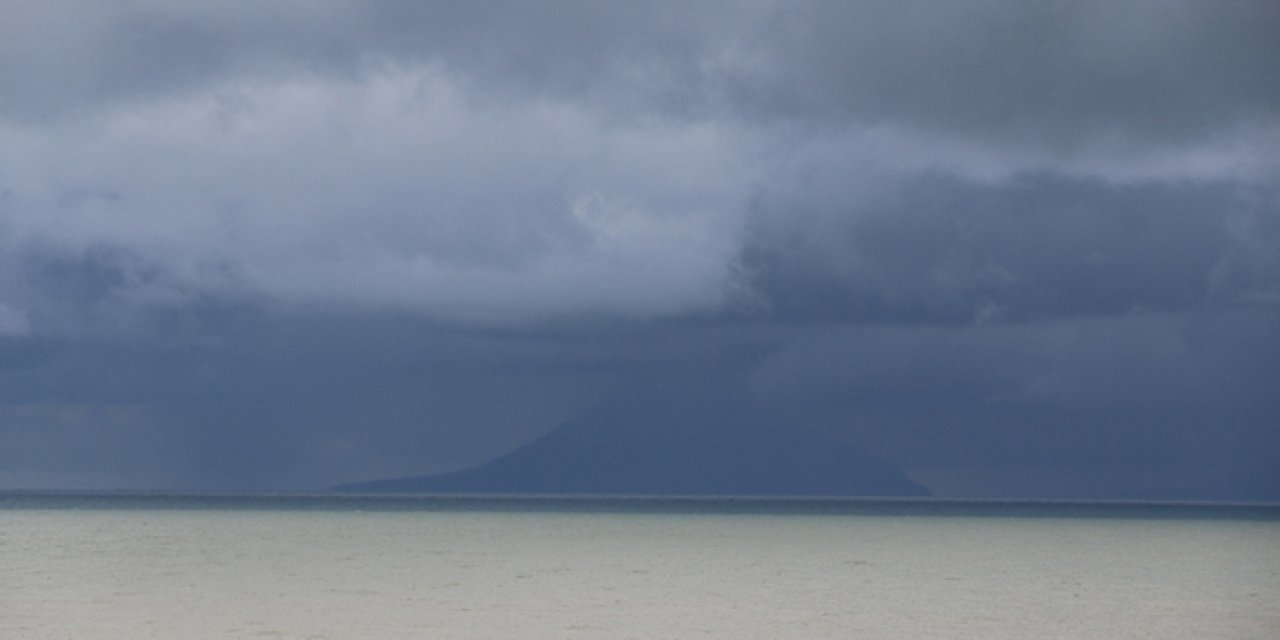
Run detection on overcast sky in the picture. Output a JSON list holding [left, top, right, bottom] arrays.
[[1, 1, 1277, 498]]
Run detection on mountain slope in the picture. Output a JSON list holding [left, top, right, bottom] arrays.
[[337, 383, 929, 497]]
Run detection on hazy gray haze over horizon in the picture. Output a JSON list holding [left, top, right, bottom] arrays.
[[1, 1, 1277, 499]]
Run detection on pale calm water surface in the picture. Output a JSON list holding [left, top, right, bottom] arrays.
[[2, 495, 1278, 639]]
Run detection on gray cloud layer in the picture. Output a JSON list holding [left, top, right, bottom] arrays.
[[1, 1, 1277, 496], [3, 0, 1276, 327]]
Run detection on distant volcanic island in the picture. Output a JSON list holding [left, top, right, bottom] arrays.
[[335, 385, 929, 497]]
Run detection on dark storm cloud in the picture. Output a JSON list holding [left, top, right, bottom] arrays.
[[2, 0, 1276, 325], [8, 2, 1278, 137], [0, 2, 1277, 496], [745, 173, 1279, 323], [0, 309, 773, 490], [0, 1, 740, 121], [739, 1, 1280, 142], [749, 311, 1280, 499]]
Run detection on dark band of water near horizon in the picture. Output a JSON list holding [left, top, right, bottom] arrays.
[[2, 491, 1278, 521]]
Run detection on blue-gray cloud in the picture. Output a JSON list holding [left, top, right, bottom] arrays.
[[0, 1, 1277, 497], [2, 0, 1275, 329]]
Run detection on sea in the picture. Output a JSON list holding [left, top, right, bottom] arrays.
[[2, 493, 1278, 639]]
